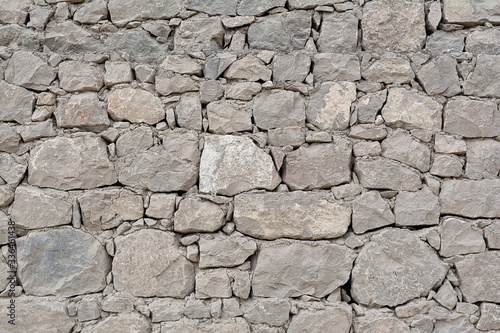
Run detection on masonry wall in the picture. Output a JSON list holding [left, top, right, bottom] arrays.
[[0, 0, 500, 332]]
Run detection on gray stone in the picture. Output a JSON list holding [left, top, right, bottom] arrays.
[[332, 183, 363, 200], [313, 53, 361, 82], [444, 97, 500, 138], [207, 100, 252, 134], [156, 74, 198, 96], [116, 126, 154, 157], [353, 191, 394, 234], [237, 0, 286, 16], [252, 242, 355, 298], [268, 127, 305, 147], [183, 300, 211, 319], [443, 0, 500, 25], [430, 154, 463, 178], [11, 185, 72, 230], [272, 53, 311, 82], [160, 55, 203, 76], [161, 129, 200, 165], [477, 303, 500, 330], [113, 229, 194, 297], [55, 92, 110, 131], [288, 0, 342, 9], [363, 54, 414, 84], [433, 314, 477, 333], [28, 136, 117, 190], [204, 53, 237, 80], [44, 21, 101, 53], [59, 61, 103, 92], [175, 92, 202, 131], [234, 191, 351, 240], [440, 179, 500, 218], [0, 185, 14, 207], [198, 234, 257, 269], [0, 153, 26, 187], [17, 228, 110, 297], [354, 310, 410, 333], [307, 81, 356, 131], [78, 296, 101, 322], [104, 62, 133, 87], [426, 1, 442, 33], [395, 186, 440, 226], [142, 20, 171, 39], [108, 87, 165, 125], [149, 298, 184, 322], [382, 87, 442, 131], [174, 198, 225, 233], [416, 55, 461, 97], [0, 124, 20, 153], [355, 157, 422, 191], [455, 251, 500, 303], [253, 90, 305, 130], [433, 136, 466, 155], [283, 141, 352, 190], [224, 55, 271, 82], [160, 318, 251, 333], [426, 30, 465, 53], [288, 304, 352, 333], [0, 81, 35, 124], [353, 142, 382, 157], [465, 139, 500, 179], [108, 0, 181, 27], [242, 298, 290, 326], [196, 270, 232, 299], [226, 82, 262, 101], [19, 120, 56, 142], [222, 16, 256, 28], [174, 17, 224, 51], [485, 221, 500, 249], [248, 11, 311, 51], [466, 28, 500, 53], [81, 312, 151, 333], [5, 51, 56, 91], [74, 0, 108, 24], [78, 189, 143, 230], [439, 217, 486, 257], [27, 6, 53, 31], [464, 54, 500, 98], [104, 30, 164, 60], [146, 193, 176, 219], [0, 0, 30, 24], [118, 147, 198, 192], [200, 81, 224, 104], [351, 229, 448, 307], [357, 89, 388, 124], [362, 0, 426, 52], [381, 130, 431, 172], [185, 0, 238, 15], [317, 12, 358, 53], [349, 125, 387, 141]]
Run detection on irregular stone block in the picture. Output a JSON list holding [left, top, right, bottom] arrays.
[[146, 193, 176, 219], [204, 52, 237, 80], [465, 139, 500, 180], [175, 92, 202, 131], [0, 81, 35, 124], [357, 89, 388, 124], [185, 0, 238, 15], [485, 221, 500, 249], [272, 53, 311, 82], [355, 157, 422, 191], [160, 55, 203, 76], [434, 134, 467, 154], [252, 243, 355, 298], [55, 92, 110, 131], [349, 124, 387, 141], [353, 191, 394, 234], [207, 100, 253, 134], [113, 229, 194, 297], [195, 270, 232, 299], [381, 130, 431, 172], [395, 186, 440, 226], [288, 0, 341, 9], [59, 61, 103, 92], [174, 198, 225, 233], [115, 126, 154, 157], [19, 120, 56, 142], [224, 55, 271, 82], [161, 318, 250, 333], [443, 0, 500, 25], [354, 309, 411, 333], [288, 304, 352, 333], [317, 12, 358, 53], [237, 0, 286, 16], [44, 21, 102, 53], [416, 55, 461, 97], [477, 303, 500, 331], [313, 53, 361, 82], [267, 127, 305, 147], [363, 53, 414, 84], [81, 312, 151, 333], [253, 90, 305, 130], [149, 298, 184, 322], [161, 129, 200, 165], [198, 234, 257, 269], [28, 136, 117, 190], [104, 62, 133, 87], [464, 54, 500, 97], [226, 82, 261, 101], [17, 228, 110, 297], [426, 30, 465, 53], [0, 123, 20, 153], [234, 191, 351, 240], [0, 0, 30, 24], [439, 217, 486, 257], [108, 0, 181, 27], [466, 29, 500, 54], [104, 30, 165, 60], [174, 17, 224, 51], [73, 0, 108, 24], [0, 153, 26, 187], [242, 298, 290, 326], [5, 51, 56, 91], [108, 87, 165, 125], [430, 154, 463, 178]]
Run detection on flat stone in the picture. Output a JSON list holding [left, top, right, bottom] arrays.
[[351, 229, 448, 307], [17, 228, 110, 297], [307, 81, 356, 131], [115, 126, 154, 157], [455, 251, 500, 303], [416, 55, 461, 97], [443, 97, 500, 138], [5, 51, 56, 91], [224, 55, 271, 82], [78, 189, 143, 230], [237, 0, 286, 16], [268, 127, 306, 147], [0, 81, 35, 124], [222, 16, 256, 28], [204, 53, 237, 80], [149, 298, 184, 322], [196, 270, 232, 299], [0, 153, 26, 187], [242, 298, 290, 326], [44, 21, 102, 53], [381, 129, 431, 172], [142, 20, 172, 39], [118, 146, 198, 192], [253, 242, 355, 298], [440, 179, 500, 218], [485, 221, 500, 249], [354, 310, 410, 333], [73, 0, 108, 24], [362, 0, 426, 52], [207, 100, 252, 134], [363, 54, 414, 84], [355, 157, 422, 191], [253, 89, 305, 130], [395, 186, 440, 226], [113, 229, 194, 297], [59, 61, 103, 92], [185, 0, 238, 15], [200, 81, 224, 104], [198, 234, 257, 269], [19, 120, 56, 142], [0, 124, 20, 153], [353, 191, 394, 234], [174, 198, 225, 233], [434, 134, 467, 154], [81, 312, 151, 333], [55, 92, 110, 131], [317, 12, 358, 53], [199, 135, 280, 196], [161, 129, 200, 165], [430, 154, 463, 178], [108, 0, 181, 27], [443, 0, 500, 25], [349, 125, 387, 141], [283, 141, 352, 190], [313, 53, 361, 82], [426, 30, 465, 53], [226, 82, 262, 101], [160, 55, 203, 76], [477, 303, 500, 331], [382, 87, 442, 131], [28, 136, 117, 190], [160, 318, 251, 333], [466, 28, 500, 53], [288, 304, 352, 333], [146, 193, 176, 219], [174, 17, 224, 51], [465, 139, 500, 179], [353, 141, 382, 157], [272, 53, 311, 82], [104, 62, 133, 87], [234, 191, 351, 240], [439, 217, 486, 257], [104, 30, 165, 61], [11, 185, 72, 230], [288, 0, 342, 9], [108, 87, 165, 125], [0, 0, 30, 24], [357, 89, 388, 124], [464, 54, 500, 97]]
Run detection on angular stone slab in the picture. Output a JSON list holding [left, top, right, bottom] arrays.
[[352, 191, 394, 234], [81, 312, 151, 333], [253, 89, 305, 130], [161, 318, 250, 333], [233, 191, 351, 240], [108, 0, 181, 27], [313, 53, 361, 82], [174, 17, 225, 51], [17, 228, 111, 297], [55, 92, 110, 131], [288, 304, 352, 333], [174, 198, 226, 233], [5, 51, 56, 91], [444, 97, 500, 138], [465, 139, 500, 180], [381, 129, 431, 172], [199, 234, 257, 269], [113, 229, 194, 297], [351, 229, 448, 307], [395, 186, 440, 227], [252, 242, 355, 298], [464, 54, 500, 98], [108, 87, 165, 125], [439, 217, 486, 257], [317, 12, 358, 53], [355, 157, 422, 191], [0, 80, 35, 124], [443, 0, 500, 25]]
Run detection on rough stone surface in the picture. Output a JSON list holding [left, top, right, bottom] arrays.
[[176, 92, 202, 131], [381, 130, 431, 172], [288, 304, 352, 333], [55, 92, 110, 131], [464, 54, 500, 98], [59, 61, 103, 92], [363, 54, 414, 84], [108, 0, 181, 27], [253, 90, 305, 130], [313, 53, 361, 82], [465, 139, 500, 180], [353, 191, 394, 234], [0, 81, 35, 124], [195, 270, 232, 299], [174, 198, 225, 233], [160, 318, 250, 333], [115, 126, 154, 157], [272, 53, 311, 82], [430, 154, 463, 178], [242, 298, 290, 326], [477, 303, 500, 331], [5, 51, 56, 91], [354, 310, 410, 333], [207, 101, 253, 134], [443, 0, 500, 25], [439, 217, 486, 257], [108, 88, 165, 125], [81, 312, 151, 333], [355, 157, 422, 191], [174, 17, 224, 51], [224, 55, 271, 82], [416, 55, 461, 97], [198, 234, 257, 269], [444, 97, 500, 138], [485, 221, 500, 249], [395, 187, 440, 226], [237, 0, 286, 16], [317, 12, 358, 53]]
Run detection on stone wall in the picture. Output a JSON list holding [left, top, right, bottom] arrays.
[[0, 0, 500, 332]]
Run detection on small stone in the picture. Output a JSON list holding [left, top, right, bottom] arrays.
[[161, 129, 200, 165], [108, 87, 165, 125], [353, 142, 382, 157], [18, 120, 56, 142], [175, 92, 202, 131], [135, 65, 156, 83], [465, 139, 500, 180], [0, 153, 26, 187], [439, 217, 486, 257], [363, 53, 414, 84], [416, 55, 461, 97], [224, 55, 271, 82], [381, 129, 431, 172], [32, 106, 55, 122], [476, 303, 500, 330], [204, 53, 237, 80], [426, 30, 465, 53], [430, 154, 463, 178], [306, 131, 332, 143], [253, 90, 305, 130], [242, 298, 290, 327], [174, 198, 225, 233], [116, 126, 154, 157], [5, 51, 57, 91], [55, 92, 110, 131], [434, 134, 467, 154], [0, 81, 35, 125], [484, 221, 500, 249], [444, 97, 500, 138], [267, 127, 306, 147], [0, 185, 14, 207], [80, 312, 151, 333], [59, 61, 104, 92], [186, 244, 199, 262], [174, 17, 224, 51], [161, 55, 202, 76], [195, 270, 232, 299], [183, 300, 211, 319], [198, 234, 257, 269], [226, 82, 262, 101], [395, 186, 440, 227], [357, 89, 387, 124], [146, 193, 176, 219], [353, 191, 394, 234], [331, 183, 363, 199], [354, 309, 411, 333], [349, 125, 387, 140], [313, 53, 361, 82], [222, 16, 255, 28], [207, 100, 252, 134], [426, 1, 442, 33], [149, 298, 184, 322], [0, 124, 20, 153], [272, 53, 311, 82], [104, 62, 133, 87], [77, 296, 101, 322], [200, 81, 223, 104]]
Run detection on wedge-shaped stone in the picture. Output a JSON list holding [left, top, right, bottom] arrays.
[[11, 186, 72, 230], [118, 147, 198, 192], [113, 229, 194, 297], [81, 312, 151, 333], [108, 0, 181, 27], [234, 191, 351, 240], [288, 304, 352, 333], [381, 130, 431, 172], [174, 198, 226, 233], [455, 251, 500, 303], [443, 0, 500, 25], [252, 243, 355, 298], [351, 229, 448, 307], [5, 51, 56, 91], [174, 17, 224, 51], [28, 136, 117, 190], [55, 92, 110, 131], [0, 81, 35, 124], [253, 90, 305, 130], [353, 191, 394, 234], [17, 228, 111, 297], [485, 221, 500, 249], [199, 135, 281, 196], [464, 54, 500, 98], [355, 157, 422, 191], [440, 179, 500, 218], [199, 234, 257, 269], [444, 97, 500, 138], [161, 129, 200, 165], [108, 88, 165, 125], [466, 139, 500, 179], [395, 186, 440, 226], [0, 153, 27, 187], [440, 217, 486, 257]]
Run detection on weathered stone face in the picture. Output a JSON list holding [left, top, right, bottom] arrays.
[[351, 229, 448, 307], [0, 80, 35, 124], [107, 88, 165, 125], [161, 318, 251, 333], [198, 234, 257, 269], [465, 139, 500, 180], [174, 17, 225, 51], [108, 0, 181, 27], [317, 12, 358, 53], [253, 90, 305, 130], [444, 98, 500, 138], [381, 130, 431, 172], [464, 54, 500, 98], [362, 54, 414, 84], [416, 55, 461, 97], [174, 198, 226, 233], [443, 0, 500, 25], [313, 53, 361, 82], [17, 228, 111, 297], [207, 100, 253, 134], [58, 61, 104, 92], [5, 51, 56, 91], [439, 217, 486, 257], [353, 191, 394, 234], [81, 312, 151, 333], [395, 187, 440, 226], [113, 229, 195, 297], [55, 92, 110, 131], [288, 304, 352, 333]]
